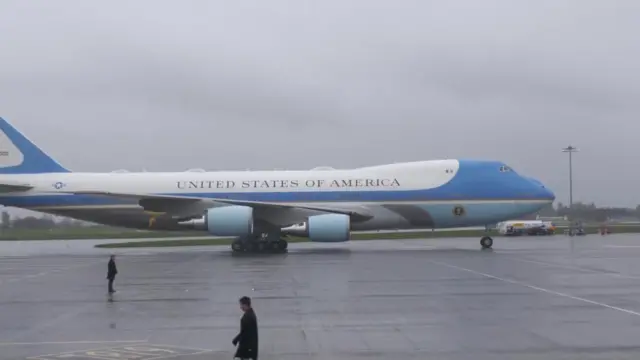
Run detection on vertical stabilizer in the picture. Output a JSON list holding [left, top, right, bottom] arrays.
[[0, 117, 69, 174]]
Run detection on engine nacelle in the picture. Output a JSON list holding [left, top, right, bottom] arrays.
[[307, 214, 351, 242], [204, 205, 254, 236]]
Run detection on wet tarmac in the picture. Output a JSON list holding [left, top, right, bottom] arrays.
[[3, 234, 640, 359]]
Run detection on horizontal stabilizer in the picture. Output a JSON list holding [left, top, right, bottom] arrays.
[[0, 181, 33, 193]]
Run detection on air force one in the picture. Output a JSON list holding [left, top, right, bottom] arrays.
[[0, 117, 555, 252]]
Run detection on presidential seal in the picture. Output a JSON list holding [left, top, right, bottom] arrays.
[[453, 206, 465, 216]]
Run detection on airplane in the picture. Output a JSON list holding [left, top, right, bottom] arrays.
[[0, 117, 555, 253]]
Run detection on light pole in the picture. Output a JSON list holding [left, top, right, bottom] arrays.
[[562, 145, 578, 231]]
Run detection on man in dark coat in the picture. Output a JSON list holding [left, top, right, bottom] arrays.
[[232, 296, 258, 360], [107, 255, 118, 294]]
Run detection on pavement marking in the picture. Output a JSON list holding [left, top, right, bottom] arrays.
[[0, 340, 146, 346], [27, 343, 213, 360], [605, 245, 640, 248], [428, 259, 640, 318], [503, 256, 640, 280]]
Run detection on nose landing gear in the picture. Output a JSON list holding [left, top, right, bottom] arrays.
[[480, 236, 493, 249]]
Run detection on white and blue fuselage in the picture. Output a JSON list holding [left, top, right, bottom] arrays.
[[0, 117, 555, 246]]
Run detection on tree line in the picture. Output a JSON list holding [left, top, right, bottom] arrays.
[[534, 202, 640, 223], [0, 211, 103, 230]]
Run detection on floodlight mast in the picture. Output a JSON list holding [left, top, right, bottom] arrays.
[[562, 145, 579, 228]]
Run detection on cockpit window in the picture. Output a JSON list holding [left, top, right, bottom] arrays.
[[499, 166, 512, 172]]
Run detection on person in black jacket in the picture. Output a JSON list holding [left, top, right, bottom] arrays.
[[232, 296, 258, 360], [107, 255, 118, 294]]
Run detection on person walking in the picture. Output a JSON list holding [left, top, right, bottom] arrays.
[[232, 296, 258, 360], [107, 255, 118, 294]]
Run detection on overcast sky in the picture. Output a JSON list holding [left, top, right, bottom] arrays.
[[0, 0, 638, 207]]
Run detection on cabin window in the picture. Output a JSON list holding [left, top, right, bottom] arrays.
[[499, 166, 512, 172]]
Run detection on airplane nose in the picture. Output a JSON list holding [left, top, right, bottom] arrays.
[[541, 185, 556, 201], [525, 176, 555, 201]]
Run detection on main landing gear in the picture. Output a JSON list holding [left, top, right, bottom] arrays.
[[231, 233, 288, 254], [480, 236, 493, 249]]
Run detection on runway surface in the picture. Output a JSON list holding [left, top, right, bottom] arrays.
[[2, 234, 640, 359]]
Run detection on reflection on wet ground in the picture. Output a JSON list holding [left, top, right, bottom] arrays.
[[3, 235, 640, 359]]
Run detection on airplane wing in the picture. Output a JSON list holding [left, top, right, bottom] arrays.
[[60, 190, 374, 226]]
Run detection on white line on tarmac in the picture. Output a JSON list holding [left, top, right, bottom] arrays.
[[27, 343, 213, 359], [147, 350, 213, 360], [0, 340, 146, 346], [501, 257, 640, 280], [428, 259, 640, 317]]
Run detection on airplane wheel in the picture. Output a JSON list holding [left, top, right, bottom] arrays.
[[232, 235, 286, 254], [243, 242, 256, 253], [268, 242, 280, 252], [231, 240, 244, 252], [480, 236, 493, 249], [277, 239, 288, 252]]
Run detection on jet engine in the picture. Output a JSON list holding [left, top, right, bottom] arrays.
[[179, 205, 254, 236], [283, 214, 351, 242]]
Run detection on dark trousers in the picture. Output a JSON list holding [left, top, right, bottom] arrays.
[[108, 277, 115, 292]]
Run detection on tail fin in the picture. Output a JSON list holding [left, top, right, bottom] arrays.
[[0, 117, 70, 174]]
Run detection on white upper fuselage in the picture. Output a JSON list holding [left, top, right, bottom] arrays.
[[2, 160, 457, 201]]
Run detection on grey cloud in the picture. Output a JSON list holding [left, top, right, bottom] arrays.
[[0, 0, 639, 206]]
